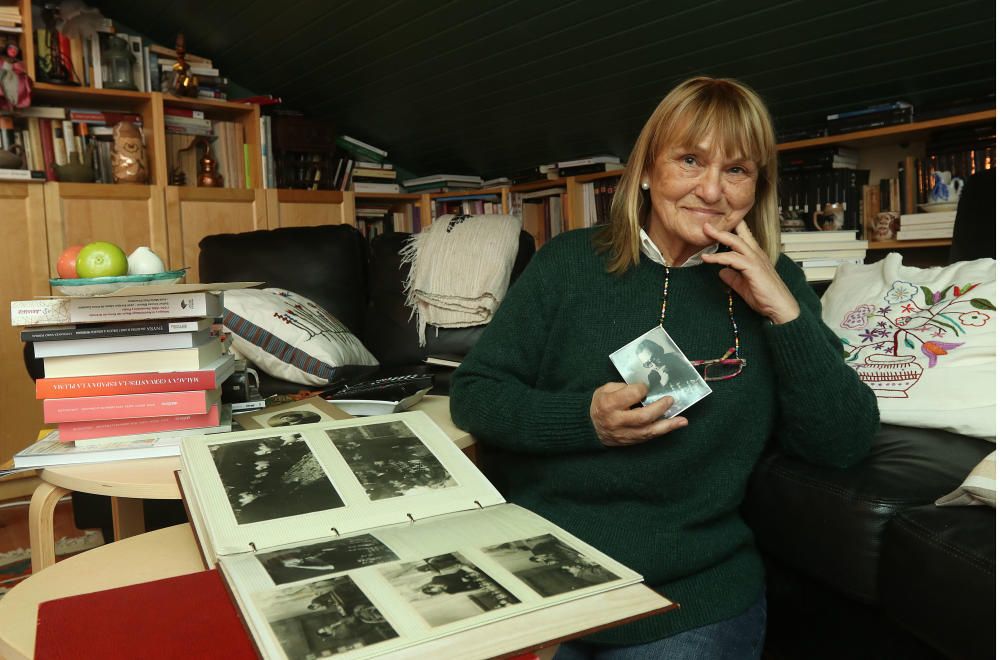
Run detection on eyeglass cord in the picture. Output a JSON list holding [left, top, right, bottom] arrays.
[[660, 266, 741, 360]]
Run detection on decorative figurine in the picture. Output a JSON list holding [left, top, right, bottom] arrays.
[[110, 121, 148, 183], [169, 33, 199, 97], [0, 40, 33, 110]]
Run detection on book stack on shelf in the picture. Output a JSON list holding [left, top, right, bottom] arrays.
[[825, 101, 914, 135], [508, 163, 560, 185], [350, 161, 399, 194], [153, 44, 228, 100], [895, 211, 957, 241], [556, 154, 622, 177], [333, 134, 394, 192], [402, 173, 484, 194], [780, 230, 868, 282], [355, 202, 418, 239], [0, 3, 21, 31], [9, 289, 238, 469]]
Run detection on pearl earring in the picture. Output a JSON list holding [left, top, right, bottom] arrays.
[[640, 180, 650, 190]]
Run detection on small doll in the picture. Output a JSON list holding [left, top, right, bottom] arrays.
[[0, 41, 33, 111]]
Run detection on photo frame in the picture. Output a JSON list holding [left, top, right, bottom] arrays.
[[233, 395, 352, 431]]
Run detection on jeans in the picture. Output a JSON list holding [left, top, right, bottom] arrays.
[[554, 589, 766, 660]]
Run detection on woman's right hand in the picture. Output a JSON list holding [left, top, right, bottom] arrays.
[[590, 382, 688, 447]]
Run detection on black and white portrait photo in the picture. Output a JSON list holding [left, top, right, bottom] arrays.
[[609, 326, 711, 418], [258, 534, 400, 585], [266, 410, 322, 427], [259, 576, 397, 658], [326, 421, 457, 501], [482, 534, 619, 597], [209, 434, 345, 525], [378, 552, 519, 627]]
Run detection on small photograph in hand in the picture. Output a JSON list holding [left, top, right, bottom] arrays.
[[257, 534, 400, 585], [209, 434, 345, 525], [609, 326, 711, 418], [379, 552, 519, 627], [326, 420, 457, 501], [483, 534, 620, 597], [258, 575, 398, 658]]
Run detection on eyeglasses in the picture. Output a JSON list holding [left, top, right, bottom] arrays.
[[690, 347, 746, 382]]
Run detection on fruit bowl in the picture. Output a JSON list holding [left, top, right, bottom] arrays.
[[50, 269, 188, 296]]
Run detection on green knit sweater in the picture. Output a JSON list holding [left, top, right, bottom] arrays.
[[450, 227, 879, 645]]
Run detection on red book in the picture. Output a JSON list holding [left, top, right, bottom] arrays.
[[67, 110, 144, 125], [43, 389, 220, 423], [35, 569, 257, 660], [35, 355, 234, 399], [58, 404, 221, 442], [163, 106, 205, 119], [38, 118, 56, 181]]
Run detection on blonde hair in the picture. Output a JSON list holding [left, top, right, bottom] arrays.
[[596, 76, 780, 274]]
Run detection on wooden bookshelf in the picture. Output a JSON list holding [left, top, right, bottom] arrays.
[[778, 110, 996, 151], [867, 238, 952, 250]]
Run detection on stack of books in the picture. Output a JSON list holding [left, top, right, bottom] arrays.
[[10, 290, 236, 467], [351, 161, 400, 194], [826, 101, 914, 135], [333, 135, 392, 192], [153, 44, 228, 100], [556, 155, 622, 177], [402, 173, 484, 194], [896, 210, 957, 240], [780, 230, 868, 282]]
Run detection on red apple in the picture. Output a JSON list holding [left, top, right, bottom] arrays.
[[56, 244, 85, 279]]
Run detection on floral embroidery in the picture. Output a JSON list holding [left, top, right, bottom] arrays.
[[841, 303, 875, 329], [839, 279, 996, 398], [959, 311, 990, 327], [885, 281, 919, 304]]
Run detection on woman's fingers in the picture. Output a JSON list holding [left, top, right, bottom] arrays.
[[590, 384, 686, 447]]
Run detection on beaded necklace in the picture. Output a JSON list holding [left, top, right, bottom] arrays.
[[659, 265, 741, 359]]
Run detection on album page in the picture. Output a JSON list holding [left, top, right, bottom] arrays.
[[179, 411, 505, 560], [219, 503, 644, 660]]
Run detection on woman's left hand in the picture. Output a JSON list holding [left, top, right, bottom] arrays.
[[701, 221, 800, 325]]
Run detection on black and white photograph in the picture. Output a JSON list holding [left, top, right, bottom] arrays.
[[609, 326, 711, 418], [266, 410, 323, 427], [258, 534, 400, 585], [259, 576, 398, 658], [239, 397, 349, 431], [326, 421, 457, 501], [209, 434, 345, 525], [482, 534, 620, 597], [378, 552, 519, 627]]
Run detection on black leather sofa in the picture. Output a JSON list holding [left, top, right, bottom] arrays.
[[744, 170, 996, 660]]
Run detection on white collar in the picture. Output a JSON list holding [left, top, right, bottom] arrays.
[[638, 228, 719, 267]]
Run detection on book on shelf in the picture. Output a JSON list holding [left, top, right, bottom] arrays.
[[899, 211, 957, 226], [402, 173, 483, 187], [518, 186, 565, 200], [43, 389, 222, 424], [36, 353, 235, 399], [895, 228, 954, 240], [351, 167, 396, 179], [352, 182, 401, 194], [31, 327, 213, 358], [782, 247, 867, 261], [177, 411, 664, 658], [42, 337, 224, 378], [21, 317, 214, 343], [556, 155, 622, 169], [825, 101, 913, 121], [801, 265, 841, 282], [423, 354, 463, 368], [558, 162, 623, 177], [779, 230, 860, 244], [60, 402, 223, 442], [7, 407, 233, 471], [335, 136, 388, 164], [10, 291, 223, 327], [0, 168, 44, 181], [481, 176, 512, 188]]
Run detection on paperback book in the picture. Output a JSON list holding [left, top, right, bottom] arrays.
[[178, 411, 657, 659], [20, 317, 213, 342], [35, 354, 235, 399]]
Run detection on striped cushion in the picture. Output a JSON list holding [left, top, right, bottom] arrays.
[[223, 288, 377, 386]]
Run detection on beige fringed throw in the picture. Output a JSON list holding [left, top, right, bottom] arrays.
[[401, 213, 522, 346]]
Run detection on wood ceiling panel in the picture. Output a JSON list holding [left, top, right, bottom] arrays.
[[91, 0, 996, 177]]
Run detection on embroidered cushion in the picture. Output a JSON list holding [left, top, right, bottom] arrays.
[[936, 451, 996, 507], [820, 253, 996, 439], [222, 288, 378, 386]]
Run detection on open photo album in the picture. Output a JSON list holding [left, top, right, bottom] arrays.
[[178, 411, 654, 659]]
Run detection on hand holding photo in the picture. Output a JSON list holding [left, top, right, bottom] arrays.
[[609, 326, 711, 419]]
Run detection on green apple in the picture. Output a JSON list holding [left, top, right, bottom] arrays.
[[75, 241, 129, 279]]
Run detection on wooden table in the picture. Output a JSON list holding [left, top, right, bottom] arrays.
[[27, 396, 471, 572], [0, 524, 672, 660]]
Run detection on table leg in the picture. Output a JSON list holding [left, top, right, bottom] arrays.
[[111, 497, 146, 540], [28, 482, 71, 573]]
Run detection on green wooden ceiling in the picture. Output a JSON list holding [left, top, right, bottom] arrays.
[[92, 0, 995, 178]]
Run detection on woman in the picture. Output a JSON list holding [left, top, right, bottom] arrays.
[[450, 77, 879, 659]]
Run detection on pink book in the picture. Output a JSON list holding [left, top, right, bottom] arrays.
[[58, 404, 221, 442], [43, 390, 220, 424]]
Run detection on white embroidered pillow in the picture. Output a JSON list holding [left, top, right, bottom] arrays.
[[223, 288, 377, 386], [820, 253, 996, 439]]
